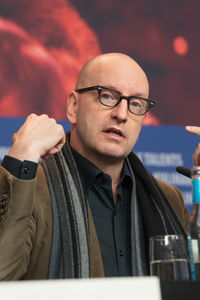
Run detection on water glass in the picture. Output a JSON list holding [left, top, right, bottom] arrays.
[[149, 234, 190, 281]]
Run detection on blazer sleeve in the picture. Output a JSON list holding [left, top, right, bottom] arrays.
[[0, 165, 37, 280], [156, 178, 191, 233]]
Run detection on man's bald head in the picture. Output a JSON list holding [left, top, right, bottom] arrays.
[[67, 52, 151, 167], [75, 53, 149, 98]]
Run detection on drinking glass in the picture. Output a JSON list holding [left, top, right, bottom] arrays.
[[149, 234, 190, 281]]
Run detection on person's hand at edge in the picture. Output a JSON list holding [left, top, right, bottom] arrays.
[[185, 126, 200, 166]]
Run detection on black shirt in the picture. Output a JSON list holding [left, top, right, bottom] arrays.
[[2, 150, 133, 277], [71, 148, 133, 277]]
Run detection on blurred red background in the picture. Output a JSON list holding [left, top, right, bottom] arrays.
[[0, 0, 199, 125]]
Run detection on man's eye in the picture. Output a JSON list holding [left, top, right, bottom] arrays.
[[101, 92, 113, 100], [130, 100, 142, 108]]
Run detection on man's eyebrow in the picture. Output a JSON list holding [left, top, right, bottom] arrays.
[[131, 92, 148, 98], [97, 85, 148, 98]]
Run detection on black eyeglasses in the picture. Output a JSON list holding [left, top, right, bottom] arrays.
[[75, 85, 155, 116]]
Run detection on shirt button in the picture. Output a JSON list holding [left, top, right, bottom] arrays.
[[23, 167, 29, 174], [119, 250, 124, 257], [103, 177, 108, 183]]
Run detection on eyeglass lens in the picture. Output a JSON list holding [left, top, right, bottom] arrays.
[[99, 88, 149, 115]]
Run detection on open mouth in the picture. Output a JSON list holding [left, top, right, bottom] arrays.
[[104, 128, 124, 137]]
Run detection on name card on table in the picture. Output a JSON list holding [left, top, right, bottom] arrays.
[[0, 277, 161, 300]]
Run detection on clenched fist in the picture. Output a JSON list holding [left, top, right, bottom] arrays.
[[9, 114, 66, 162]]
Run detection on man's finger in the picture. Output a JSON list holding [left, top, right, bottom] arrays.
[[185, 126, 200, 135], [193, 143, 200, 166]]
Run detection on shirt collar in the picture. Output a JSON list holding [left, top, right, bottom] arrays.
[[70, 147, 102, 193], [70, 146, 133, 194]]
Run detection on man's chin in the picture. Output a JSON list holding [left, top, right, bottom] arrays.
[[96, 149, 127, 164]]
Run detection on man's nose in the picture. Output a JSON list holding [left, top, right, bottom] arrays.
[[111, 99, 128, 122]]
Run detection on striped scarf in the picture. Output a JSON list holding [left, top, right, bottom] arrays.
[[43, 133, 90, 278], [43, 133, 188, 278]]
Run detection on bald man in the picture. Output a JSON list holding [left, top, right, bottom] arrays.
[[0, 53, 190, 280]]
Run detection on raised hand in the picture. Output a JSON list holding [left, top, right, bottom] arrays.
[[8, 114, 66, 162]]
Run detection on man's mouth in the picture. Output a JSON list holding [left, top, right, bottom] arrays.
[[104, 128, 124, 137]]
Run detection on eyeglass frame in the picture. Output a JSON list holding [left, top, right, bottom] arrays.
[[75, 85, 155, 116]]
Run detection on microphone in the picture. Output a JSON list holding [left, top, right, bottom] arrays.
[[176, 166, 191, 178]]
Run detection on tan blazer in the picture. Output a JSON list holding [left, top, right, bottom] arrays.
[[0, 164, 190, 280]]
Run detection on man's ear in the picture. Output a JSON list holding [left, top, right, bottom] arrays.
[[66, 91, 78, 124]]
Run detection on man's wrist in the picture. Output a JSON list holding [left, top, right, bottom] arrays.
[[8, 146, 41, 163]]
